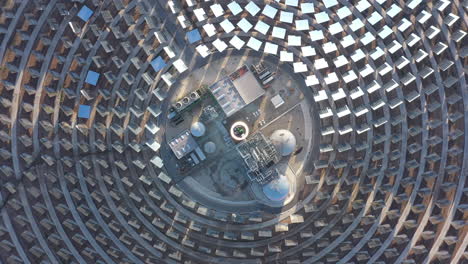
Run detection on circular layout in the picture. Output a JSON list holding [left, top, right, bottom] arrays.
[[230, 121, 250, 141], [0, 1, 466, 264], [160, 51, 312, 213]]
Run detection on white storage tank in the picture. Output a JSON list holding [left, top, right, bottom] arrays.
[[204, 141, 216, 154], [270, 129, 296, 156], [190, 122, 206, 137]]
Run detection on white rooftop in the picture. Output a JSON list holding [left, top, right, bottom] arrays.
[[323, 0, 338, 8], [323, 42, 337, 53], [309, 30, 324, 41], [362, 31, 376, 45], [220, 19, 235, 33], [272, 26, 286, 39], [231, 66, 265, 106], [255, 20, 270, 35], [343, 70, 358, 83], [247, 37, 262, 51], [356, 0, 371, 12], [315, 58, 328, 70], [288, 35, 301, 46], [285, 0, 299, 6], [377, 26, 392, 39], [417, 10, 431, 24], [387, 4, 402, 18], [314, 90, 328, 102], [301, 3, 314, 13], [173, 59, 188, 73], [203, 23, 216, 37], [295, 19, 309, 31], [368, 11, 382, 25], [186, 0, 195, 7], [333, 55, 348, 67], [245, 2, 260, 16], [370, 47, 385, 60], [146, 140, 161, 152], [230, 36, 245, 50], [306, 75, 319, 86], [302, 46, 316, 57], [213, 38, 228, 52], [324, 72, 339, 84], [262, 5, 278, 19], [315, 12, 330, 24], [280, 11, 294, 23], [280, 51, 293, 62], [329, 22, 344, 35], [332, 88, 346, 101], [293, 62, 308, 73], [193, 8, 207, 22], [264, 42, 278, 55], [398, 18, 412, 32], [228, 1, 242, 15], [196, 44, 211, 58], [237, 18, 253, 33], [337, 6, 352, 19], [271, 94, 285, 108], [210, 4, 224, 17], [350, 19, 365, 31], [351, 49, 365, 62], [341, 35, 355, 48], [151, 156, 164, 168]]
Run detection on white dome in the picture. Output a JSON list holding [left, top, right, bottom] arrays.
[[190, 122, 206, 137], [204, 141, 216, 153], [270, 130, 296, 156], [263, 175, 290, 201]]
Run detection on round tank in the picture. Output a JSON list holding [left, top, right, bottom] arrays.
[[204, 142, 216, 154], [270, 130, 296, 156], [190, 122, 206, 137], [262, 175, 290, 202]]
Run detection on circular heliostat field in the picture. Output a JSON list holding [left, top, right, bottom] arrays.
[[0, 1, 466, 264]]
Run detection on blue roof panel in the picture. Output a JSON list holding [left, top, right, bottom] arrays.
[[151, 56, 167, 72], [77, 5, 93, 22], [85, 70, 100, 85], [78, 105, 91, 119], [186, 29, 202, 44], [262, 176, 290, 201]]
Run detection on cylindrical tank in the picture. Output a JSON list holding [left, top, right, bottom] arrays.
[[270, 129, 296, 156], [204, 141, 216, 154], [262, 175, 290, 202], [190, 122, 206, 137]]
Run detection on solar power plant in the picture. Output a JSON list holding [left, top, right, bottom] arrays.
[[0, 0, 467, 264]]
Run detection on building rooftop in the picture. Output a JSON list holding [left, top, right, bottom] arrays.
[[85, 70, 100, 85], [77, 105, 91, 119], [151, 56, 167, 72], [168, 130, 199, 159], [77, 5, 93, 22], [209, 65, 264, 117], [186, 29, 202, 44]]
